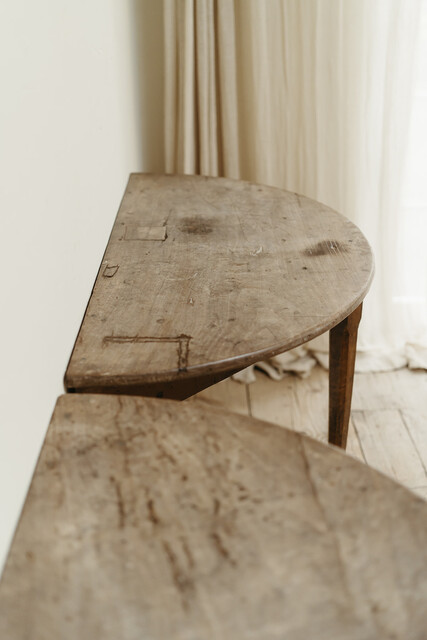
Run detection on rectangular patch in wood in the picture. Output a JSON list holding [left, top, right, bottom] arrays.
[[124, 226, 167, 241], [102, 334, 191, 371]]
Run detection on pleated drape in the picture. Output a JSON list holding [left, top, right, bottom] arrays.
[[164, 0, 240, 177], [163, 0, 426, 372]]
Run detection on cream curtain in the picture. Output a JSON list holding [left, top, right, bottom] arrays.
[[163, 0, 427, 376], [164, 0, 240, 177]]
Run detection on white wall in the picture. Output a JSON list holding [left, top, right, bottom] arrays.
[[0, 1, 164, 572]]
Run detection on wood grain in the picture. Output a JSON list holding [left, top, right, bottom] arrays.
[[329, 303, 362, 447], [352, 409, 427, 488], [64, 174, 374, 395], [224, 366, 427, 497], [1, 394, 427, 639], [245, 366, 365, 462], [188, 375, 250, 416]]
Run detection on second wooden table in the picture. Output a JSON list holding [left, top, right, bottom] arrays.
[[65, 174, 374, 448]]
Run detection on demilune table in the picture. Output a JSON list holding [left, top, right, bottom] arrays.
[[65, 174, 374, 448], [1, 394, 426, 639]]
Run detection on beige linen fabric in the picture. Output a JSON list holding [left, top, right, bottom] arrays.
[[163, 0, 426, 377]]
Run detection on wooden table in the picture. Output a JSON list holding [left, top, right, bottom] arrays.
[[1, 394, 426, 640], [64, 174, 374, 447]]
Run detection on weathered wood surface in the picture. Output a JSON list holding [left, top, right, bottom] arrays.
[[1, 394, 427, 639], [236, 364, 427, 497], [64, 174, 374, 395]]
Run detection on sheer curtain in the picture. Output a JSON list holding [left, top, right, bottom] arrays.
[[397, 0, 427, 369], [163, 0, 427, 375]]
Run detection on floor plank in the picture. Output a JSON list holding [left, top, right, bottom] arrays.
[[190, 377, 249, 416], [400, 408, 427, 475], [352, 409, 427, 487], [249, 368, 365, 461], [352, 368, 427, 412], [196, 366, 427, 498], [249, 367, 326, 435]]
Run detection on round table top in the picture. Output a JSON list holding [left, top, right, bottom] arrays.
[[1, 394, 426, 639], [65, 173, 374, 390]]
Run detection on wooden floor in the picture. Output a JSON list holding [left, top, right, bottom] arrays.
[[192, 366, 427, 500]]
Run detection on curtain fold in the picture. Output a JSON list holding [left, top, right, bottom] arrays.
[[164, 0, 240, 177], [163, 0, 426, 374]]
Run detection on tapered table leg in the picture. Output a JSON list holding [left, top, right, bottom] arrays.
[[328, 303, 362, 449]]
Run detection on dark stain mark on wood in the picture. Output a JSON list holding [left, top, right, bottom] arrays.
[[102, 334, 192, 371], [181, 538, 195, 569], [180, 216, 213, 235], [151, 428, 178, 466], [75, 442, 98, 457], [162, 541, 193, 607], [109, 475, 125, 528], [147, 498, 160, 525], [210, 531, 236, 566], [303, 240, 348, 257], [103, 264, 119, 278]]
